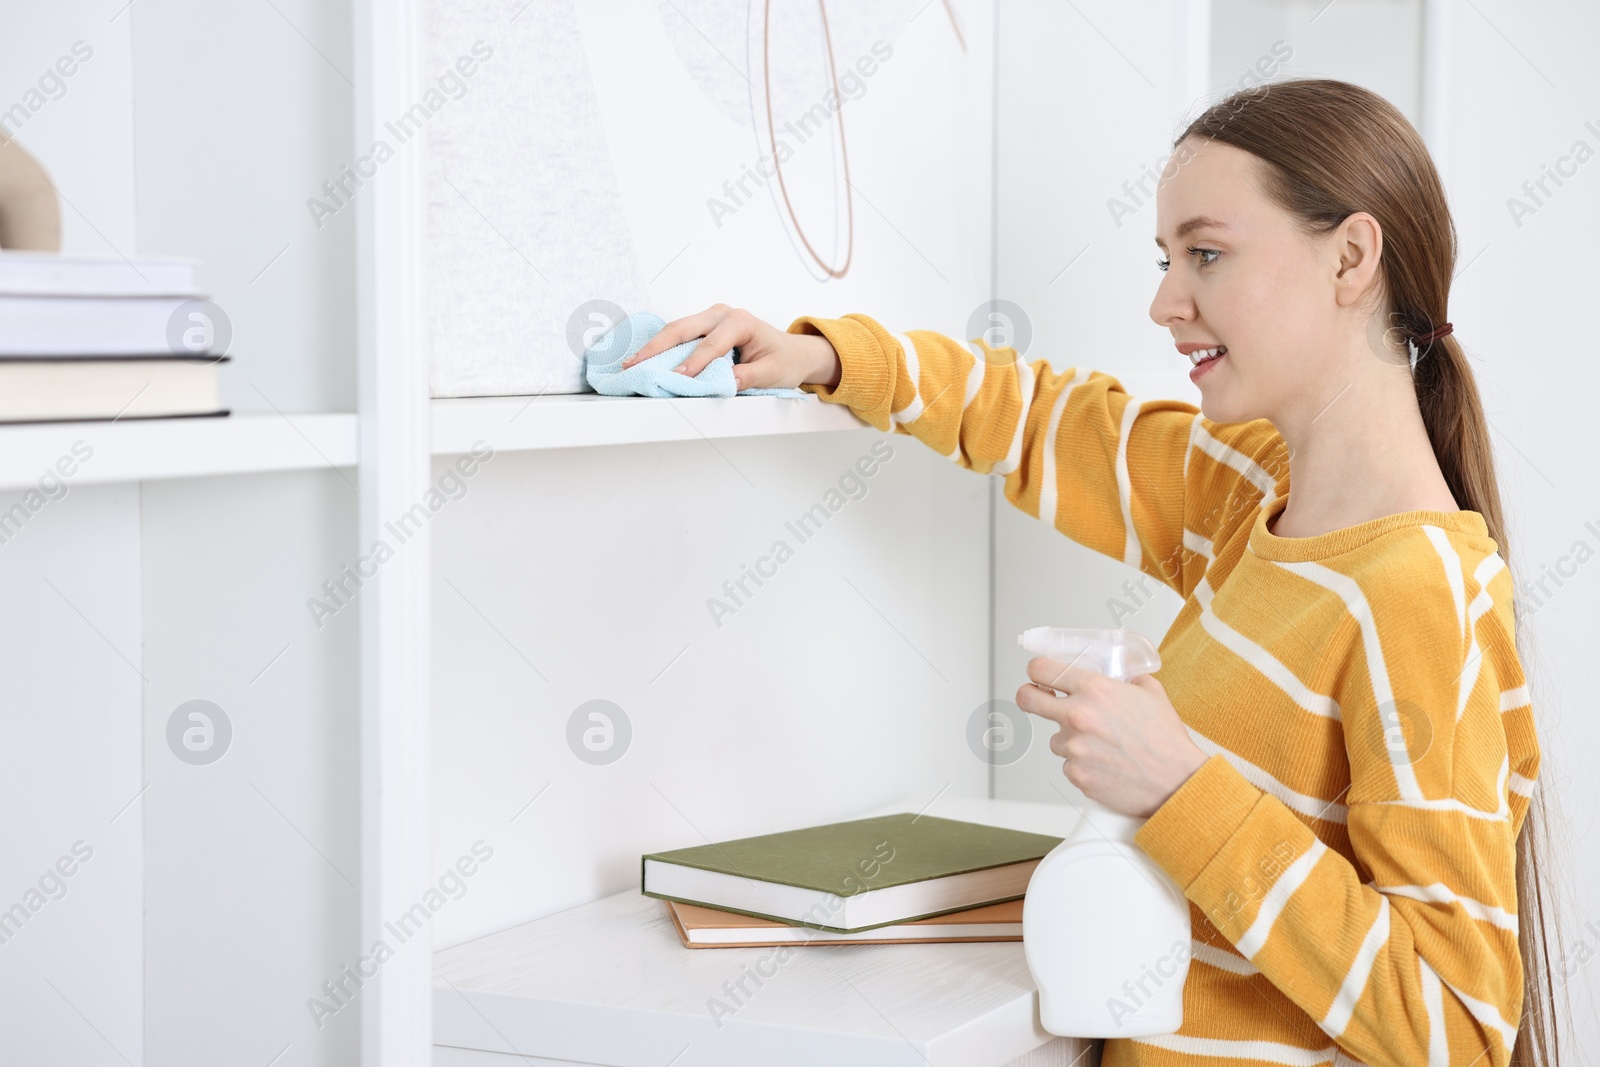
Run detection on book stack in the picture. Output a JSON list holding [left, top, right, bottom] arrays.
[[0, 251, 229, 424], [640, 812, 1061, 949]]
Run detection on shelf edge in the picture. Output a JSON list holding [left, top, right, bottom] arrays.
[[430, 394, 872, 455], [0, 413, 359, 491]]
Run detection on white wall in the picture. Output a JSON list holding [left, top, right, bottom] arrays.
[[0, 1, 136, 254], [129, 0, 357, 415], [1211, 0, 1423, 119]]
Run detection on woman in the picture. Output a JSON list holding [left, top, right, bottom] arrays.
[[623, 79, 1559, 1066]]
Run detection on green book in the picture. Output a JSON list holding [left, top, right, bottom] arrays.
[[641, 813, 1062, 934]]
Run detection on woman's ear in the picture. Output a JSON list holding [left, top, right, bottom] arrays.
[[1330, 211, 1384, 309]]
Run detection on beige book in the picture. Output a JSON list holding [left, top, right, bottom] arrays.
[[665, 897, 1024, 949]]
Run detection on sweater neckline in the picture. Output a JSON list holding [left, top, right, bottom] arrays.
[[1248, 494, 1492, 562]]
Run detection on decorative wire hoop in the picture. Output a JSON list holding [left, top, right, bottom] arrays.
[[763, 0, 853, 279]]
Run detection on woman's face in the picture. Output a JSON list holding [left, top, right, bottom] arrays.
[[1148, 136, 1353, 426]]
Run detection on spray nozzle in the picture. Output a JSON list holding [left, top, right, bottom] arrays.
[[1017, 627, 1161, 682]]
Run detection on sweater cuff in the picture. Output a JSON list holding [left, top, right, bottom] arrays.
[[789, 314, 895, 431], [1134, 754, 1262, 890]]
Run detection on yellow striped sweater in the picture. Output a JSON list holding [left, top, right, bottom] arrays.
[[791, 312, 1541, 1067]]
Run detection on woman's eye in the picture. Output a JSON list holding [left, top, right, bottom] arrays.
[[1156, 248, 1220, 272]]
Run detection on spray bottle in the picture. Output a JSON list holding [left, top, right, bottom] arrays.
[[1016, 627, 1190, 1037]]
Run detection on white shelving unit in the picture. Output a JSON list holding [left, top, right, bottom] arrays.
[[4, 5, 372, 1063]]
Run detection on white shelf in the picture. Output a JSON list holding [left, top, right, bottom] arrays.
[[432, 796, 1096, 1067], [430, 393, 871, 455], [0, 413, 358, 490]]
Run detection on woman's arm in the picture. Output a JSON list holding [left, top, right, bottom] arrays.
[[789, 311, 1289, 598], [1131, 539, 1537, 1066]]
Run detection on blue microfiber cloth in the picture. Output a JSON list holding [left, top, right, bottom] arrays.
[[583, 311, 808, 398]]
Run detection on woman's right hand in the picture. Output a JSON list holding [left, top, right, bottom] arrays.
[[619, 304, 841, 392]]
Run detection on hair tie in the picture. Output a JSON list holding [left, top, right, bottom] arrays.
[[1408, 321, 1452, 370]]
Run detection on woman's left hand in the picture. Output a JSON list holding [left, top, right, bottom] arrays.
[[1017, 658, 1209, 818]]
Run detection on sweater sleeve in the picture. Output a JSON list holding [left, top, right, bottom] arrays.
[[1132, 544, 1536, 1066], [790, 312, 1288, 598]]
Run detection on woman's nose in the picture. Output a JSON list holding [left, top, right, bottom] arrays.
[[1148, 271, 1193, 329]]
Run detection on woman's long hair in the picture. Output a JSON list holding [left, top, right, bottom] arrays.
[[1176, 78, 1564, 1065]]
